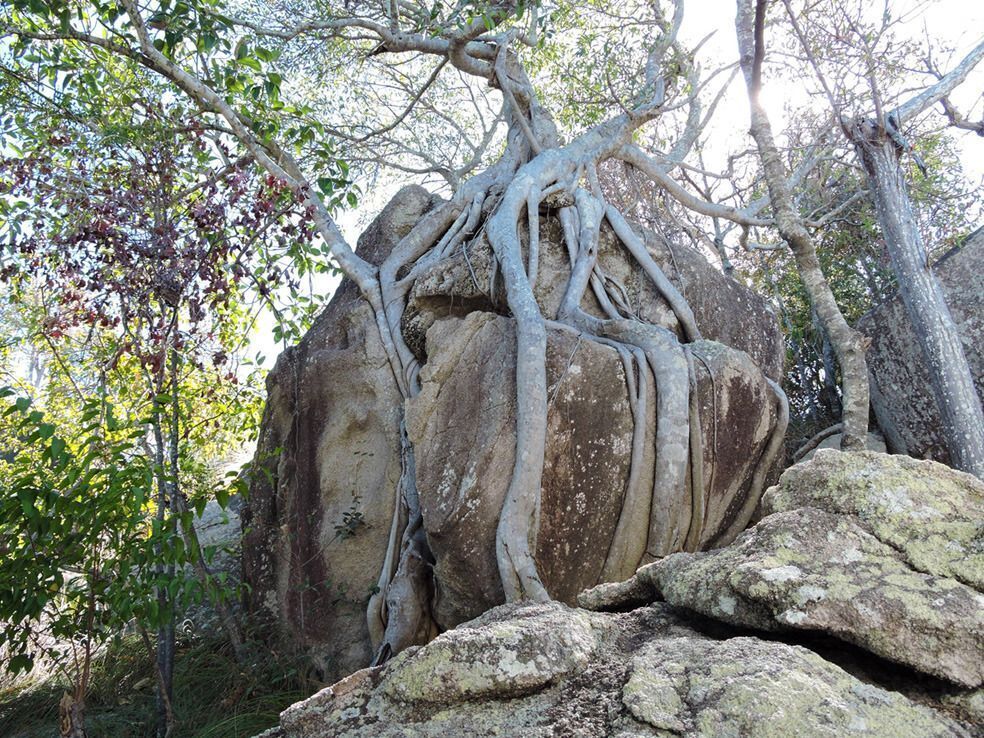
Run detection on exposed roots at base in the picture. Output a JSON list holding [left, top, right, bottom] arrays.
[[365, 93, 788, 666]]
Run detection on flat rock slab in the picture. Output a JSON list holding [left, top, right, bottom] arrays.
[[762, 449, 984, 590], [260, 602, 972, 738], [649, 507, 984, 688]]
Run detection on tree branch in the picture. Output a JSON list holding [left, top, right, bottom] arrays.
[[891, 38, 984, 126], [619, 144, 772, 227]]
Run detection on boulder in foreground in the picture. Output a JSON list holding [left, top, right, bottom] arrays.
[[257, 602, 972, 738]]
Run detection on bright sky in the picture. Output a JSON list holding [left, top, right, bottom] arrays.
[[677, 0, 984, 172]]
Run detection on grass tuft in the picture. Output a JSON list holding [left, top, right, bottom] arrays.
[[0, 633, 315, 738]]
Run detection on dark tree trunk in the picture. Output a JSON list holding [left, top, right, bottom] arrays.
[[851, 120, 984, 478], [152, 420, 175, 738]]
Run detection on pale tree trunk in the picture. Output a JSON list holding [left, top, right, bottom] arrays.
[[851, 122, 984, 478], [775, 0, 984, 474], [736, 0, 869, 450], [58, 692, 86, 738]]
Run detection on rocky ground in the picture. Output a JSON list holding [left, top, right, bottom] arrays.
[[256, 450, 984, 737]]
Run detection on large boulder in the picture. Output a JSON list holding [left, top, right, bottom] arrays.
[[408, 313, 783, 628], [858, 230, 983, 463], [242, 185, 442, 680], [243, 187, 786, 679], [257, 601, 974, 738], [582, 450, 984, 688]]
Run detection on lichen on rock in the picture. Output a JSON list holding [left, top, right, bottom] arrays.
[[647, 506, 984, 687], [259, 601, 974, 738], [762, 448, 984, 589]]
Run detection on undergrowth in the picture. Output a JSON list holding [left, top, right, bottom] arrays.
[[0, 632, 316, 737]]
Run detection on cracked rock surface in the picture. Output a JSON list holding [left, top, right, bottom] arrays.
[[647, 506, 983, 687], [256, 601, 973, 738], [582, 450, 984, 689], [760, 449, 984, 590], [255, 421, 984, 737]]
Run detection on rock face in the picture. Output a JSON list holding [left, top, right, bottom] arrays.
[[408, 314, 782, 628], [582, 450, 984, 689], [650, 507, 983, 687], [258, 448, 983, 738], [243, 187, 786, 680], [257, 602, 973, 738], [858, 230, 983, 463], [243, 186, 443, 680]]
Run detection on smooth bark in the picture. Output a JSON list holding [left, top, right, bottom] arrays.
[[736, 0, 869, 450], [851, 124, 984, 478]]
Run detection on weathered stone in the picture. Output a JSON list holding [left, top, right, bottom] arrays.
[[407, 313, 783, 628], [261, 602, 972, 738], [687, 339, 783, 551], [858, 230, 983, 463], [762, 449, 984, 589], [379, 603, 606, 704], [243, 185, 442, 681], [407, 217, 784, 381], [944, 688, 984, 726], [623, 637, 964, 738], [648, 507, 984, 687], [244, 186, 786, 678]]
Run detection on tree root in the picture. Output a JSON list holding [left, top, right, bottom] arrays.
[[711, 377, 790, 547], [365, 120, 782, 663], [682, 347, 705, 553]]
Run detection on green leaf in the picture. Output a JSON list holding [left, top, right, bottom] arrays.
[[50, 436, 66, 462], [8, 654, 33, 675], [16, 489, 35, 519]]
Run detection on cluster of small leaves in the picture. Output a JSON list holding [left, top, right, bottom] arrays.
[[0, 96, 327, 383], [0, 390, 199, 676], [331, 493, 365, 541], [2, 0, 359, 204]]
